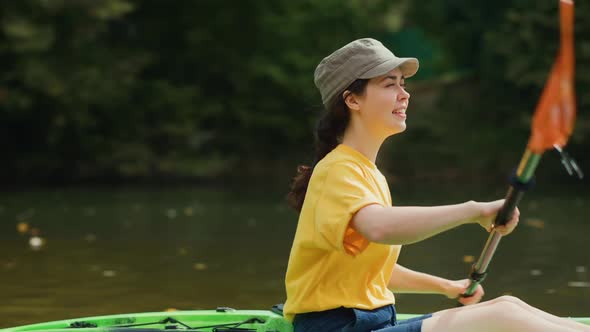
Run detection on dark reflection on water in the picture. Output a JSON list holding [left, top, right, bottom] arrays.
[[0, 183, 588, 327]]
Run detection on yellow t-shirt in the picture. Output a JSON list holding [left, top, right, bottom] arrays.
[[283, 144, 402, 322]]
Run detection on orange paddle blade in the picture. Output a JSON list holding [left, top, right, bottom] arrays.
[[528, 0, 576, 154]]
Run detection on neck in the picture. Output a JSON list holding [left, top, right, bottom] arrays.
[[341, 122, 384, 164]]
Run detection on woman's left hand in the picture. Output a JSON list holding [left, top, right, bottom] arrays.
[[444, 279, 484, 305]]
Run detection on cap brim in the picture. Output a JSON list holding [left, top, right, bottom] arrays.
[[358, 57, 419, 79]]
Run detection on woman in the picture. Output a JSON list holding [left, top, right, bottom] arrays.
[[284, 38, 589, 332]]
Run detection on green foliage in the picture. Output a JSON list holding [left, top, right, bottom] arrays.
[[1, 0, 588, 183], [406, 0, 590, 149], [401, 0, 590, 176], [1, 0, 406, 181]]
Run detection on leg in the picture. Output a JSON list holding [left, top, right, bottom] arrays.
[[489, 296, 590, 331], [430, 295, 589, 331], [421, 297, 585, 332]]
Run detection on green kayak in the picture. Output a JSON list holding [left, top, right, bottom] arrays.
[[1, 307, 589, 331]]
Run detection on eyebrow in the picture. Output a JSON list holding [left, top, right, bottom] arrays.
[[380, 75, 405, 82]]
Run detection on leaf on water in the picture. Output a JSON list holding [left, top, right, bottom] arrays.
[[177, 247, 188, 256], [567, 281, 590, 288], [29, 236, 45, 250], [193, 263, 208, 271], [462, 255, 475, 263], [164, 308, 177, 312], [184, 207, 194, 216], [524, 218, 545, 229], [17, 222, 29, 234], [166, 209, 177, 219], [530, 269, 542, 276], [102, 270, 117, 277]]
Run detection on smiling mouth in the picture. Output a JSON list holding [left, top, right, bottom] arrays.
[[392, 108, 407, 118]]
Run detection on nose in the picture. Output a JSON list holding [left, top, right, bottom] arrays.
[[398, 87, 410, 101]]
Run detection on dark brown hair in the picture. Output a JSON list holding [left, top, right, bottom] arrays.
[[287, 79, 369, 212]]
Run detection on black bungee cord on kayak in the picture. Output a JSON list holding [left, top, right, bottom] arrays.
[[86, 316, 265, 331]]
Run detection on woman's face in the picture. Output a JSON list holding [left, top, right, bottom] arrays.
[[351, 67, 410, 139]]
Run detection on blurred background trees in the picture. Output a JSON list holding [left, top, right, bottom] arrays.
[[1, 0, 588, 184]]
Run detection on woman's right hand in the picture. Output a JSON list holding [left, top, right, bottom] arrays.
[[475, 199, 520, 236]]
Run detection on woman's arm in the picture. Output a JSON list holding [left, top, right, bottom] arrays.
[[389, 264, 485, 305], [351, 200, 519, 245], [388, 264, 451, 295]]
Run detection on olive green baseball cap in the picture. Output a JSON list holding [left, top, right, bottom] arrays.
[[314, 38, 419, 108]]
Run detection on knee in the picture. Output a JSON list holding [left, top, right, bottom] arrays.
[[487, 300, 527, 322], [481, 301, 536, 330], [495, 295, 526, 307], [488, 296, 531, 319]]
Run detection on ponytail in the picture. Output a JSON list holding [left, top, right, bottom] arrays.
[[287, 79, 369, 212]]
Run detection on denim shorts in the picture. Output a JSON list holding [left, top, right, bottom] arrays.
[[293, 304, 432, 332]]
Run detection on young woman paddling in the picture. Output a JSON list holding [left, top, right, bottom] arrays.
[[284, 38, 590, 332]]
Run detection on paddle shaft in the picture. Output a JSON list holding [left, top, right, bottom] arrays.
[[463, 150, 542, 296]]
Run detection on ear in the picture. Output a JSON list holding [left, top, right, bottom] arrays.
[[343, 90, 361, 112]]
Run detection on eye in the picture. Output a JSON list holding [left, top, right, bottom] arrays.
[[387, 83, 407, 88]]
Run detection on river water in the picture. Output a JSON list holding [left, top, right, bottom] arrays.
[[1, 182, 588, 327]]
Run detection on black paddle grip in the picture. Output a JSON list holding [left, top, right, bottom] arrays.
[[494, 186, 525, 227]]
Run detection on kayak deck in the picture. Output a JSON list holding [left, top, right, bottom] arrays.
[[2, 309, 589, 331], [3, 310, 291, 331]]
